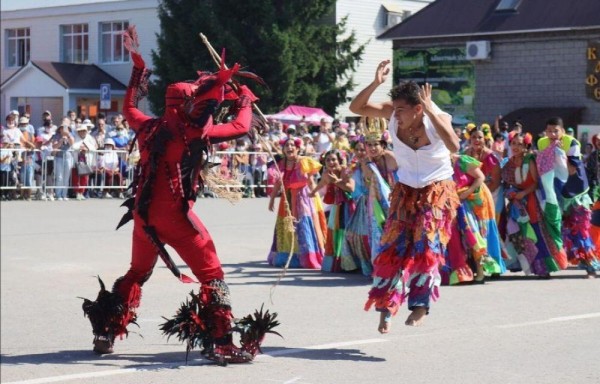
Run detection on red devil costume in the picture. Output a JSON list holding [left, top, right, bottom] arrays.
[[82, 26, 279, 365]]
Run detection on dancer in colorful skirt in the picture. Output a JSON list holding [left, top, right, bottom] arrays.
[[501, 132, 568, 277], [444, 154, 503, 285], [268, 137, 327, 268], [345, 129, 395, 277], [310, 149, 356, 272], [591, 200, 600, 251], [589, 134, 600, 251], [350, 59, 460, 332], [537, 117, 599, 277], [462, 124, 506, 274], [80, 26, 278, 364]]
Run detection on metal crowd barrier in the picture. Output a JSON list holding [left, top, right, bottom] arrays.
[[0, 149, 288, 199], [0, 148, 135, 198]]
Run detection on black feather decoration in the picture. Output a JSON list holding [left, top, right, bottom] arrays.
[[159, 291, 213, 363], [235, 304, 282, 356]]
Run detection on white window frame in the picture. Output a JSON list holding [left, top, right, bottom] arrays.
[[61, 24, 89, 64], [100, 21, 130, 64], [5, 28, 31, 68]]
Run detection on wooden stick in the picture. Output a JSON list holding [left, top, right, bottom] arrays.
[[199, 33, 299, 303]]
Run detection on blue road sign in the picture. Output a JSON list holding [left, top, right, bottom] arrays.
[[100, 83, 111, 109]]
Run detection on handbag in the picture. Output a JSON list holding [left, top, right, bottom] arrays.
[[76, 152, 92, 176], [77, 152, 92, 176], [77, 161, 92, 176]]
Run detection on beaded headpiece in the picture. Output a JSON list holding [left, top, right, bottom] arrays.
[[362, 117, 388, 142]]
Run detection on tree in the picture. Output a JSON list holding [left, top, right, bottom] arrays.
[[148, 0, 365, 117]]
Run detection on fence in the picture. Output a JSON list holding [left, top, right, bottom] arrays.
[[0, 148, 282, 199]]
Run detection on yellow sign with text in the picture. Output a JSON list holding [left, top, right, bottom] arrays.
[[586, 41, 600, 102]]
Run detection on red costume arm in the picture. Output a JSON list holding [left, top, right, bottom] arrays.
[[203, 86, 257, 144], [122, 52, 152, 133]]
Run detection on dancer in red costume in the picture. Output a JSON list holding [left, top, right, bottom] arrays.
[[81, 26, 279, 365]]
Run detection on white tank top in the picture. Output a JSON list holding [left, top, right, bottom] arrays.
[[391, 108, 454, 188]]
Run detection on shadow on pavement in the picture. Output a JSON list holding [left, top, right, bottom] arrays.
[[1, 346, 385, 367], [261, 347, 386, 362], [0, 350, 214, 368], [160, 260, 373, 287]]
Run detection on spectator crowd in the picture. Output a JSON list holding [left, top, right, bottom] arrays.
[[2, 109, 599, 204]]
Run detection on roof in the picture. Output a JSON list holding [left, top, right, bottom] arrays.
[[379, 0, 600, 40], [501, 107, 585, 136], [2, 61, 126, 91]]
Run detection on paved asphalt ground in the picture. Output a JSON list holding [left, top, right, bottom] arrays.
[[1, 198, 599, 384]]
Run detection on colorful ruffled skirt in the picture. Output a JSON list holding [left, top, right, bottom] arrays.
[[444, 184, 505, 285], [591, 200, 600, 252], [503, 189, 568, 275], [365, 180, 459, 315], [322, 199, 356, 272], [345, 169, 391, 276], [562, 194, 600, 272], [268, 186, 327, 269], [345, 194, 388, 276]]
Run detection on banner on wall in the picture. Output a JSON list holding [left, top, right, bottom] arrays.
[[393, 47, 475, 124]]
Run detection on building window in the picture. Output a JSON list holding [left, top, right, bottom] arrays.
[[5, 28, 30, 68], [100, 21, 129, 63], [61, 24, 89, 63], [496, 0, 522, 12]]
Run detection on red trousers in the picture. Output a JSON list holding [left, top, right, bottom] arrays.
[[116, 199, 224, 298], [71, 169, 89, 194]]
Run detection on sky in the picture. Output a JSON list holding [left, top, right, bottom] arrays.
[[1, 0, 125, 11]]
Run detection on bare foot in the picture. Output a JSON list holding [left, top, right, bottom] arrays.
[[378, 312, 391, 334], [405, 307, 427, 327]]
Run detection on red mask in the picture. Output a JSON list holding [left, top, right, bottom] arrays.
[[165, 53, 241, 127]]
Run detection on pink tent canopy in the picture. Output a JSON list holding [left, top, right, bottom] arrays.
[[266, 105, 334, 126]]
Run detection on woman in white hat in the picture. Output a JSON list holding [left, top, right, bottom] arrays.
[[71, 123, 97, 200], [97, 138, 124, 199]]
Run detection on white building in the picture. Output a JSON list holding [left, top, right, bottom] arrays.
[[1, 0, 159, 125], [1, 0, 432, 125], [335, 0, 433, 120]]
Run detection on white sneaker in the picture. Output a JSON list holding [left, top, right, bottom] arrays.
[[49, 195, 55, 201], [63, 197, 69, 201], [76, 193, 84, 201], [57, 197, 64, 201], [40, 194, 47, 201], [104, 192, 113, 199], [118, 193, 125, 199]]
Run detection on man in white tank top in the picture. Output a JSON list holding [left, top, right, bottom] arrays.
[[350, 60, 460, 332]]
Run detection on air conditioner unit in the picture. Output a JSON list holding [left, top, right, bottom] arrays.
[[387, 13, 402, 27], [466, 41, 491, 60]]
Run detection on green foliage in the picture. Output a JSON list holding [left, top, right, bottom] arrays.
[[148, 0, 365, 116]]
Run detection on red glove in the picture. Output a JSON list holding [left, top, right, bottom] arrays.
[[237, 85, 258, 103], [130, 51, 145, 69]]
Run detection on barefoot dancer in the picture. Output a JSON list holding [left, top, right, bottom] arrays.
[[350, 60, 460, 332]]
